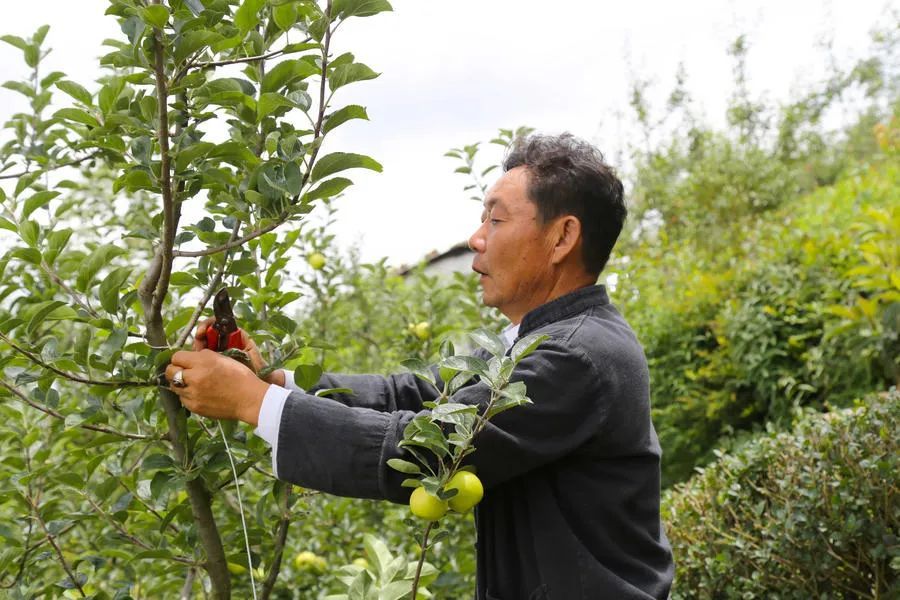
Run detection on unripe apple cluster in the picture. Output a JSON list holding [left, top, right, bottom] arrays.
[[409, 471, 484, 521]]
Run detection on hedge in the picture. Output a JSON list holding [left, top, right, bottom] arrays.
[[663, 388, 899, 598]]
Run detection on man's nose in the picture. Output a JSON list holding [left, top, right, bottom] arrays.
[[468, 224, 486, 253]]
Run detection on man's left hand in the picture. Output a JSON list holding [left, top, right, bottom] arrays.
[[165, 349, 270, 425]]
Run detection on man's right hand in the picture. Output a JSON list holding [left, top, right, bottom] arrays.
[[193, 317, 286, 386]]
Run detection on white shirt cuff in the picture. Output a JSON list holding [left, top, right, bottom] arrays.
[[280, 368, 303, 392], [254, 384, 291, 478]]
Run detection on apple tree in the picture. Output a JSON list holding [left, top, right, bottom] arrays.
[[0, 0, 391, 597]]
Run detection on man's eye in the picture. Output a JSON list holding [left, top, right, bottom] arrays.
[[490, 219, 501, 225]]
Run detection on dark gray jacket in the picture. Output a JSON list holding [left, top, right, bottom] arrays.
[[275, 285, 674, 599]]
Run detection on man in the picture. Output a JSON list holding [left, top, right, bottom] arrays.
[[167, 133, 675, 599]]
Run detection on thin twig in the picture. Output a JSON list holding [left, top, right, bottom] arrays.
[[180, 567, 197, 599], [173, 215, 287, 257], [174, 220, 241, 348], [0, 331, 154, 388], [105, 470, 181, 536], [173, 5, 334, 260], [260, 485, 293, 600], [0, 378, 153, 440], [411, 521, 434, 597], [0, 150, 101, 180], [83, 495, 197, 565], [28, 495, 86, 597], [39, 260, 100, 318]]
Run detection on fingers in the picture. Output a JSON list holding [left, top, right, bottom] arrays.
[[171, 348, 216, 368], [164, 362, 189, 393], [192, 317, 216, 351]]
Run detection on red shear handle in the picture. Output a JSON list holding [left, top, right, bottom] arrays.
[[206, 328, 245, 352]]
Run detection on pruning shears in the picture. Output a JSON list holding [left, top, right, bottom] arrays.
[[206, 288, 245, 352]]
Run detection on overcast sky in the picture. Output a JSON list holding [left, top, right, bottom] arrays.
[[0, 1, 892, 266]]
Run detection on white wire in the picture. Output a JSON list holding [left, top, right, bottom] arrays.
[[218, 421, 258, 599]]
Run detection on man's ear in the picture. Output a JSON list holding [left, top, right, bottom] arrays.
[[550, 215, 582, 266]]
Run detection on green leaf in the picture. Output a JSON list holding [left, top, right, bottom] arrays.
[[142, 453, 174, 470], [22, 190, 60, 219], [19, 220, 40, 247], [304, 177, 352, 202], [174, 30, 222, 64], [511, 333, 548, 363], [113, 168, 156, 194], [261, 59, 318, 94], [363, 534, 394, 579], [168, 272, 198, 287], [386, 458, 422, 475], [234, 0, 266, 35], [77, 245, 127, 292], [0, 35, 28, 52], [44, 228, 74, 265], [26, 301, 67, 335], [140, 5, 170, 29], [230, 258, 257, 276], [323, 104, 368, 134], [333, 0, 393, 19], [310, 152, 382, 182], [314, 387, 353, 397], [55, 80, 92, 105], [470, 329, 505, 357], [98, 328, 128, 360], [174, 141, 214, 172], [98, 267, 132, 314], [0, 217, 17, 233], [3, 81, 33, 98], [53, 107, 100, 128], [272, 2, 299, 30], [257, 92, 296, 121], [401, 358, 435, 386], [10, 247, 42, 265], [440, 355, 489, 375], [74, 327, 92, 368], [329, 62, 379, 92], [293, 364, 323, 390]]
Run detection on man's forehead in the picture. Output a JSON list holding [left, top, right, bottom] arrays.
[[482, 167, 529, 210]]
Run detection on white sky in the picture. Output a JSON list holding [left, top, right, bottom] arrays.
[[0, 1, 893, 266]]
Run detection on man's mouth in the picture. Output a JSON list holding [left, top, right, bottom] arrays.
[[472, 265, 487, 277]]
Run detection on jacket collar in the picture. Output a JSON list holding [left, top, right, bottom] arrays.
[[517, 285, 609, 338]]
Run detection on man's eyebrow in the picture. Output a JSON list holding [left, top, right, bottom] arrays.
[[483, 196, 499, 210]]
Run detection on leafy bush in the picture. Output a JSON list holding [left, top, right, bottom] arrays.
[[662, 388, 900, 598], [615, 117, 899, 486]]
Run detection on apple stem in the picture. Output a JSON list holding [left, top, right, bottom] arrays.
[[411, 521, 435, 597]]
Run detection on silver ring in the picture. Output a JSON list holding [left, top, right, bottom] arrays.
[[172, 369, 186, 388]]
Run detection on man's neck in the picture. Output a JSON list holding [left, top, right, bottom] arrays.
[[506, 271, 597, 325]]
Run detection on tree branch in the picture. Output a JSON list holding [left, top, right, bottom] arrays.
[[83, 495, 197, 566], [151, 20, 176, 319], [28, 494, 86, 598], [172, 3, 335, 260], [0, 378, 153, 440], [180, 567, 197, 600], [146, 8, 231, 597], [175, 44, 310, 81], [0, 150, 102, 181], [0, 331, 154, 388], [173, 215, 287, 257], [39, 259, 100, 318], [175, 220, 241, 347], [260, 485, 293, 600]]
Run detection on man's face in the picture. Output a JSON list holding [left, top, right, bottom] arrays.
[[468, 167, 559, 324]]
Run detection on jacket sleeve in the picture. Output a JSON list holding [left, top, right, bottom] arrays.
[[308, 370, 442, 412], [274, 339, 607, 502]]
